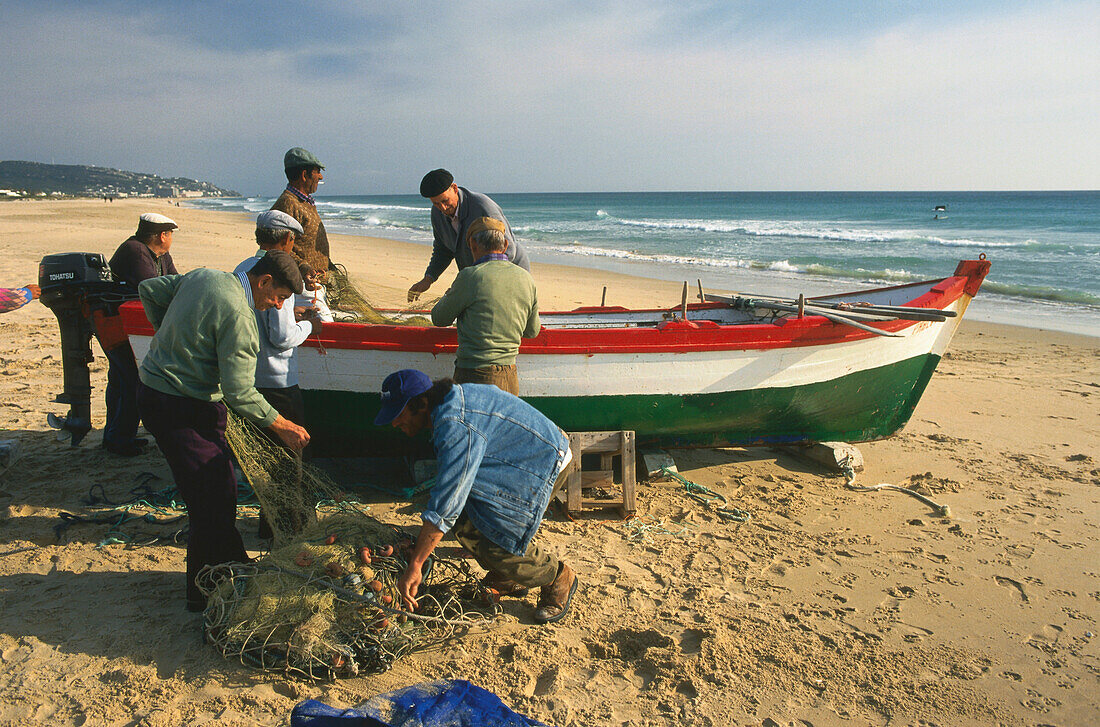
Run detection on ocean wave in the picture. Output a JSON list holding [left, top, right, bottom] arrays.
[[549, 241, 1098, 306], [980, 281, 1100, 307], [540, 242, 754, 270], [316, 200, 425, 213], [594, 210, 1035, 248], [924, 236, 1032, 248]]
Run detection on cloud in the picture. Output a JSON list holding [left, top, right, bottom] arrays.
[[1, 1, 1096, 193]]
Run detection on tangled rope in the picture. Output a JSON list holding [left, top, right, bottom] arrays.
[[197, 413, 500, 679], [196, 516, 498, 679], [623, 515, 692, 543], [839, 456, 951, 518], [659, 467, 751, 523]]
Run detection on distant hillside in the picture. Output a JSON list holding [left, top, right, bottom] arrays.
[[0, 160, 239, 199]]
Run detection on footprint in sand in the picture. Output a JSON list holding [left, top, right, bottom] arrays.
[[994, 575, 1029, 603]]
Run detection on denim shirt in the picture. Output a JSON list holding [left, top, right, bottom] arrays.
[[423, 384, 570, 556]]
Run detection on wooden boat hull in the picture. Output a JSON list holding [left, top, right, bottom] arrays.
[[121, 259, 990, 456]]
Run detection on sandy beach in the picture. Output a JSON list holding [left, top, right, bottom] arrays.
[[0, 199, 1097, 726]]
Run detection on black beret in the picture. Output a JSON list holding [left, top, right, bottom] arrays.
[[420, 168, 454, 198]]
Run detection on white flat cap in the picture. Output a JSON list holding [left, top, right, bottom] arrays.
[[256, 209, 304, 235], [136, 213, 178, 236]]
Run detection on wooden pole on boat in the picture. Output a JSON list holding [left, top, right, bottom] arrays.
[[601, 286, 607, 307], [797, 293, 805, 318], [697, 279, 705, 302], [705, 292, 949, 322], [681, 282, 689, 320]]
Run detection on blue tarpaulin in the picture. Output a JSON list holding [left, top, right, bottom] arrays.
[[291, 679, 553, 727]]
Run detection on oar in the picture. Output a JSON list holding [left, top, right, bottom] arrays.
[[706, 294, 903, 338], [706, 292, 949, 322]]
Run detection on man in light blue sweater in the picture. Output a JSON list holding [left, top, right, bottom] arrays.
[[235, 210, 322, 537]]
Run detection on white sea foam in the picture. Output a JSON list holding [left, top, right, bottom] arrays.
[[595, 210, 1033, 248], [316, 201, 425, 213], [924, 236, 1029, 248]]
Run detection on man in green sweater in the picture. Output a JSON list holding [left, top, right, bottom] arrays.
[[430, 217, 540, 395], [136, 251, 310, 611]]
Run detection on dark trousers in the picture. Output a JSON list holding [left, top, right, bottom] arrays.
[[453, 515, 558, 588], [453, 364, 519, 396], [255, 385, 315, 537], [104, 343, 141, 446], [137, 382, 247, 606]]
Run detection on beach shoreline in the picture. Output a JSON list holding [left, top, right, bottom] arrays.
[[1, 198, 1097, 725]]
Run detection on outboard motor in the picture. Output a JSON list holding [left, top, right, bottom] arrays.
[[38, 253, 136, 445]]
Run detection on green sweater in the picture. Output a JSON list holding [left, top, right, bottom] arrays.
[[138, 269, 278, 427], [431, 260, 540, 368]]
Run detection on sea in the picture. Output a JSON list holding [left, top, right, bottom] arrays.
[[190, 191, 1099, 336]]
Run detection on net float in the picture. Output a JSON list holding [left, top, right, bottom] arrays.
[[295, 552, 314, 567], [359, 546, 372, 564], [369, 580, 383, 592], [378, 544, 394, 557]]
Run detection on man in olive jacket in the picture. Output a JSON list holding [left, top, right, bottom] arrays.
[[431, 217, 539, 394]]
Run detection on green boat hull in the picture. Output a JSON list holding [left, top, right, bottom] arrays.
[[303, 352, 941, 457]]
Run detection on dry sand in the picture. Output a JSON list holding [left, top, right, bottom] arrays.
[[0, 199, 1097, 726]]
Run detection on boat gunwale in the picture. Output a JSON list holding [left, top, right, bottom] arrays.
[[118, 261, 989, 356]]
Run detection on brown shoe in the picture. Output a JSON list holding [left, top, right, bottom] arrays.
[[534, 563, 578, 624], [482, 573, 529, 599]]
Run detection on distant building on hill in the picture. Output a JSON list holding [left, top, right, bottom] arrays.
[[0, 160, 239, 199]]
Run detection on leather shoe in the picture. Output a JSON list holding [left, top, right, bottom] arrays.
[[102, 439, 148, 457], [482, 573, 529, 599], [534, 563, 578, 624]]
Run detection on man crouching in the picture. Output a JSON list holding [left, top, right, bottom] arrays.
[[375, 369, 578, 624]]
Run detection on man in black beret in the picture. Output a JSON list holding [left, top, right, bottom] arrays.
[[408, 169, 530, 302]]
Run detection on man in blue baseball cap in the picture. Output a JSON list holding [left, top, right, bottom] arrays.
[[376, 369, 578, 624]]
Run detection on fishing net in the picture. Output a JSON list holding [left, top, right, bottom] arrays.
[[196, 412, 498, 679], [325, 264, 434, 326]]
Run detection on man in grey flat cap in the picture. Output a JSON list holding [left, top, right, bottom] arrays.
[[100, 213, 180, 456], [234, 210, 322, 537], [408, 169, 530, 302]]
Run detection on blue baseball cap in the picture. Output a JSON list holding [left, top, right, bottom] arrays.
[[374, 369, 433, 425]]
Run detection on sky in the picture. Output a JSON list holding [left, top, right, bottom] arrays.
[[1, 1, 1097, 195]]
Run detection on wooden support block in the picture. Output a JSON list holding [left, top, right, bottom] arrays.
[[786, 441, 864, 473], [641, 449, 677, 478]]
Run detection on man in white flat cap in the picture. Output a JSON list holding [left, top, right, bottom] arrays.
[[234, 210, 322, 537], [101, 213, 179, 456]]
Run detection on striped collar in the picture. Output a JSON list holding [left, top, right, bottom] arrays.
[[285, 184, 315, 206], [235, 270, 256, 309]]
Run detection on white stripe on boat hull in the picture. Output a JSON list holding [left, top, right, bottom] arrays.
[[129, 298, 965, 398]]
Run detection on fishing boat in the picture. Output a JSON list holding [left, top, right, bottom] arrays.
[[119, 258, 990, 457]]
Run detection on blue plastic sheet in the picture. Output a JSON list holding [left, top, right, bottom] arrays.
[[291, 679, 552, 727]]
